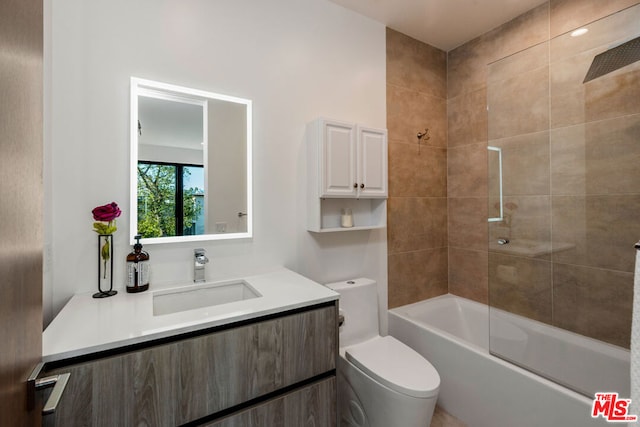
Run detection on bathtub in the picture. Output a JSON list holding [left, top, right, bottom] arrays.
[[388, 294, 630, 427]]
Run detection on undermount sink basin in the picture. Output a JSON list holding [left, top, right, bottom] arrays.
[[153, 280, 262, 316]]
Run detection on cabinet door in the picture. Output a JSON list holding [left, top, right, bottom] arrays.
[[320, 120, 357, 197], [357, 126, 387, 198], [44, 305, 337, 427], [202, 377, 336, 427]]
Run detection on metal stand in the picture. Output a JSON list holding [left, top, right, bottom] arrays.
[[93, 234, 117, 298]]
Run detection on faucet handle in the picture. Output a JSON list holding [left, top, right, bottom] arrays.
[[194, 248, 209, 263]]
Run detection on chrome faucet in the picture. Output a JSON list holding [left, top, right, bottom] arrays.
[[194, 248, 209, 283]]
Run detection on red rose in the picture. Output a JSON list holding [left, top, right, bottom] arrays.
[[92, 202, 122, 222]]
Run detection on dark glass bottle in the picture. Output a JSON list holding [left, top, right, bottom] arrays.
[[126, 235, 149, 293]]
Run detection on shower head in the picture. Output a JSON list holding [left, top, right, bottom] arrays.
[[583, 36, 640, 83]]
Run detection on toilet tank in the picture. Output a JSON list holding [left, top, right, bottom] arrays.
[[326, 278, 379, 347]]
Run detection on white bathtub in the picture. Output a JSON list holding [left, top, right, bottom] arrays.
[[389, 294, 630, 427]]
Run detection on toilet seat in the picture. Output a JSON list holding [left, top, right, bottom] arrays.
[[345, 335, 440, 399]]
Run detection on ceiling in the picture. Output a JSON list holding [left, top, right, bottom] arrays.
[[139, 96, 204, 150], [328, 0, 548, 51]]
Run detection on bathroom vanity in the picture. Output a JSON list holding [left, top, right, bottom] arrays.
[[42, 269, 338, 426]]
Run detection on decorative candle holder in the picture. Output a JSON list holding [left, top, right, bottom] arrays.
[[94, 234, 117, 298], [341, 208, 354, 228]]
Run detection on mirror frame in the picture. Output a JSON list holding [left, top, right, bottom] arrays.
[[130, 77, 253, 244]]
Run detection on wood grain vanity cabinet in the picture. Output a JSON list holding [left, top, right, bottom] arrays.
[[43, 303, 337, 426], [203, 377, 335, 427]]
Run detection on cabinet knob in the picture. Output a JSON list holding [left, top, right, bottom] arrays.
[[353, 183, 358, 188], [360, 183, 365, 189]]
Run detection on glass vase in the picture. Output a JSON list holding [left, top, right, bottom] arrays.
[[94, 234, 117, 298]]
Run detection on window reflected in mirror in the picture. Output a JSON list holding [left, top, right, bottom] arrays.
[[137, 162, 205, 238]]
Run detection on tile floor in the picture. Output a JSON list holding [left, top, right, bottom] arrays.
[[431, 405, 467, 427]]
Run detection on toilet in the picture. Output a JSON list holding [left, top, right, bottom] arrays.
[[326, 278, 440, 427]]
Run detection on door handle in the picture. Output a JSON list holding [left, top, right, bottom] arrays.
[[27, 362, 71, 415]]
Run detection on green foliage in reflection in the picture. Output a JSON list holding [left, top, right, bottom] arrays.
[[182, 182, 202, 235], [137, 163, 203, 238]]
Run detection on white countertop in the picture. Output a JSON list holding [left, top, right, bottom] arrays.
[[43, 268, 338, 363]]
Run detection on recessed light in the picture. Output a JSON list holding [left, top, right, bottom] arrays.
[[571, 28, 589, 37]]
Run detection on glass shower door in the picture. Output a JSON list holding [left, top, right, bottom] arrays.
[[487, 4, 640, 397]]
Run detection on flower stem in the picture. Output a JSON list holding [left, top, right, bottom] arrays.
[[101, 236, 110, 280]]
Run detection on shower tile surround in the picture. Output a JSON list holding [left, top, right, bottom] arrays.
[[387, 0, 640, 348], [486, 2, 640, 349], [386, 28, 448, 308]]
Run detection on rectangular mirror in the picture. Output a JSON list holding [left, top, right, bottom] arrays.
[[488, 146, 503, 222], [130, 77, 252, 244]]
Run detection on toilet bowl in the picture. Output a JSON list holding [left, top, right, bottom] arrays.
[[326, 278, 440, 427]]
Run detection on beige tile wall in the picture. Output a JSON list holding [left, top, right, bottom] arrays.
[[386, 28, 448, 308], [387, 1, 640, 340], [447, 3, 550, 306], [446, 0, 640, 348], [553, 263, 633, 347], [549, 0, 640, 38]]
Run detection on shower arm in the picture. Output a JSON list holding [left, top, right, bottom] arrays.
[[416, 128, 430, 153]]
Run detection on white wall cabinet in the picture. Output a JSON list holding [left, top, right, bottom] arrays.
[[357, 125, 388, 198], [318, 119, 357, 197], [307, 118, 387, 232]]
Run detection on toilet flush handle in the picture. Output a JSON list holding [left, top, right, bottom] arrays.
[[338, 313, 345, 327]]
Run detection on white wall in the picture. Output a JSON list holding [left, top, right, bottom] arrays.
[[45, 0, 387, 326], [207, 99, 247, 234]]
